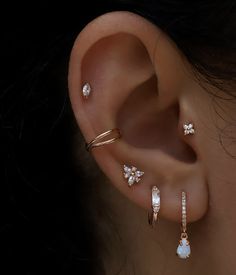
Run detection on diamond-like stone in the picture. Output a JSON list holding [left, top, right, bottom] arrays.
[[177, 238, 191, 259], [153, 195, 160, 205], [124, 165, 130, 173], [128, 176, 135, 186], [136, 171, 144, 177], [82, 83, 91, 98]]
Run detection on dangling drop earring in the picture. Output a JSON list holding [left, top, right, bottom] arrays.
[[176, 191, 191, 259]]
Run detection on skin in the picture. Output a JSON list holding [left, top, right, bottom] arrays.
[[68, 12, 236, 275]]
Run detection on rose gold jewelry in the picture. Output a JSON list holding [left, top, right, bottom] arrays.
[[176, 191, 191, 259], [183, 123, 195, 135], [123, 165, 144, 187], [148, 186, 160, 227], [86, 128, 121, 151]]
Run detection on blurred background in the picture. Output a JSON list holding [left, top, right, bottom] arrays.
[[0, 2, 120, 274]]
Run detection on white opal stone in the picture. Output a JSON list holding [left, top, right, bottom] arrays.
[[177, 238, 191, 259]]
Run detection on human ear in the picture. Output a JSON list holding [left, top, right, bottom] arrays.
[[68, 11, 208, 223]]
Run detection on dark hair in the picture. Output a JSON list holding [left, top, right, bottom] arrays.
[[1, 1, 235, 274], [120, 0, 236, 94]]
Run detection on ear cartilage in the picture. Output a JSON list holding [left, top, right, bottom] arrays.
[[183, 123, 195, 135], [123, 165, 144, 187], [176, 191, 191, 259], [148, 186, 160, 227], [82, 82, 92, 99]]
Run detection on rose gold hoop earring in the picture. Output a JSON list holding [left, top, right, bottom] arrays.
[[86, 128, 122, 151], [176, 191, 191, 259], [148, 186, 160, 227]]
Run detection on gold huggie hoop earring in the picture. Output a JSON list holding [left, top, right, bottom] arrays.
[[148, 186, 160, 227], [176, 191, 191, 259], [86, 128, 122, 152]]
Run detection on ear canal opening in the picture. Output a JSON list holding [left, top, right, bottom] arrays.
[[117, 75, 197, 164]]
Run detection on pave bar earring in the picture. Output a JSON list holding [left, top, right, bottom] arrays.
[[176, 191, 191, 259], [86, 128, 121, 151], [148, 186, 160, 227]]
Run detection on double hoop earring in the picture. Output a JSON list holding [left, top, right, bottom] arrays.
[[86, 128, 121, 151], [148, 186, 160, 227]]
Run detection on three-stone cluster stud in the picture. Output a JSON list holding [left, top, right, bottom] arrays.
[[123, 165, 144, 187]]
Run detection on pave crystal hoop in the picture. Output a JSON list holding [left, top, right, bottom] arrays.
[[148, 186, 160, 227], [176, 191, 191, 259], [86, 128, 121, 152]]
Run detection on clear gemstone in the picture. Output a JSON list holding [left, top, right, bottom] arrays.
[[136, 171, 144, 177], [128, 176, 135, 186], [82, 83, 91, 98], [177, 238, 191, 259], [153, 195, 160, 205], [124, 165, 130, 173]]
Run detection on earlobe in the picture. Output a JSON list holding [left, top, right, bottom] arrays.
[[68, 11, 208, 226]]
